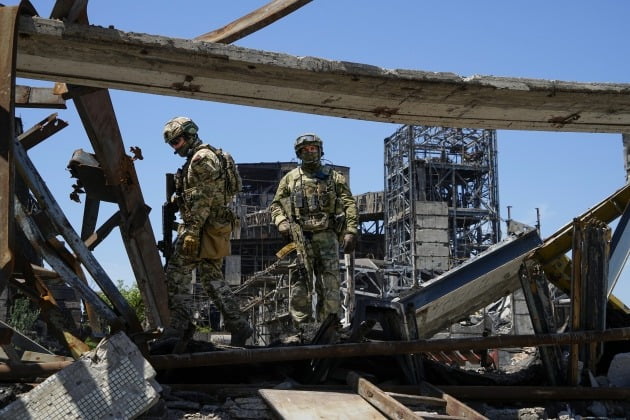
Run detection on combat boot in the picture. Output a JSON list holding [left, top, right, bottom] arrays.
[[230, 324, 253, 347]]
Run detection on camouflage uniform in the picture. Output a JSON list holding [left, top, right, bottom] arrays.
[[270, 134, 358, 326], [163, 117, 251, 346]]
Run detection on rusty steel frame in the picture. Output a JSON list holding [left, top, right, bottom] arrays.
[[14, 201, 122, 327], [147, 326, 630, 370], [0, 2, 34, 292], [45, 1, 170, 328]]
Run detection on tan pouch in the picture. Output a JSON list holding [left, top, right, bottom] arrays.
[[301, 213, 329, 232], [200, 221, 232, 259]]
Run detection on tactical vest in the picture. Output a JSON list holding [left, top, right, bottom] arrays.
[[289, 166, 344, 232]]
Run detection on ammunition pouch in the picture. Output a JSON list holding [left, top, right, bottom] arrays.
[[199, 207, 238, 259], [300, 213, 329, 232]]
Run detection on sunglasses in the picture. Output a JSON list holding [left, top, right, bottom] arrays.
[[168, 136, 182, 146]]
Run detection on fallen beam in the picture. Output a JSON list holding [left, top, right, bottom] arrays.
[[400, 228, 543, 338], [147, 326, 630, 370], [432, 386, 630, 402], [15, 15, 630, 133], [167, 382, 630, 402], [195, 0, 313, 44]]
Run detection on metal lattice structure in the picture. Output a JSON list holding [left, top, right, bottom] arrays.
[[384, 125, 501, 286]]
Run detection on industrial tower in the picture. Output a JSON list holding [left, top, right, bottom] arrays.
[[384, 125, 501, 287]]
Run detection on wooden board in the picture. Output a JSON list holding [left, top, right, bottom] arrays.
[[259, 389, 386, 419], [16, 16, 630, 133]]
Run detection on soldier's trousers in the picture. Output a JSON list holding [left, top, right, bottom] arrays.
[[166, 237, 248, 335], [290, 229, 341, 324]]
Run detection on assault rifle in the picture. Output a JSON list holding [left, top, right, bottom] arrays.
[[279, 198, 316, 318], [157, 173, 177, 266]]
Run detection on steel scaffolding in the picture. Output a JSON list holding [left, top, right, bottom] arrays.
[[384, 125, 501, 286]]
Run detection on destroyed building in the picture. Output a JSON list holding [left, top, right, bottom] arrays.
[[2, 1, 630, 419]]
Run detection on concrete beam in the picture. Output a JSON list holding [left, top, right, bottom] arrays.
[[15, 16, 630, 133]]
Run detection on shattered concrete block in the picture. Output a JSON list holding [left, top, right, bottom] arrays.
[[607, 352, 630, 387], [0, 331, 161, 419]]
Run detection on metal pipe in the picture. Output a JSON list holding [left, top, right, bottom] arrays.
[[148, 326, 630, 370]]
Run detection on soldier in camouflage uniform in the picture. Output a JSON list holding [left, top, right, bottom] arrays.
[[162, 117, 252, 346], [270, 133, 358, 329]]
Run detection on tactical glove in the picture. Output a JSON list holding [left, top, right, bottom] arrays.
[[181, 231, 200, 257], [342, 233, 357, 254], [278, 220, 291, 238]]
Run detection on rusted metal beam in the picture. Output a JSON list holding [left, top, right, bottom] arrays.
[[14, 261, 90, 359], [83, 209, 121, 251], [0, 2, 31, 290], [46, 234, 103, 338], [49, 0, 88, 23], [80, 196, 100, 241], [14, 201, 122, 328], [430, 385, 630, 401], [47, 0, 168, 329], [12, 139, 138, 329], [148, 326, 630, 370], [195, 0, 312, 44], [69, 87, 170, 328], [17, 113, 68, 150]]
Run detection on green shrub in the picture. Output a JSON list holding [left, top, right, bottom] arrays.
[[9, 297, 40, 334], [97, 280, 147, 325]]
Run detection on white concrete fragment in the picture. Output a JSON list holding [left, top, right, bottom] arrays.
[[607, 352, 630, 387], [0, 331, 161, 419]]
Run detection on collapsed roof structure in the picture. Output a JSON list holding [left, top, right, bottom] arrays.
[[2, 0, 630, 418]]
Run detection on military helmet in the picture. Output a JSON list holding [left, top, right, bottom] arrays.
[[163, 117, 199, 143], [294, 133, 324, 157]]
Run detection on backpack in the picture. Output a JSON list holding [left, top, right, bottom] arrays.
[[208, 145, 242, 200]]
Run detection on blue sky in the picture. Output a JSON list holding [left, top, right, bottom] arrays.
[[16, 1, 630, 304]]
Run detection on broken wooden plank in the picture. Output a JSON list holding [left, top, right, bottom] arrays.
[[420, 382, 488, 420], [347, 371, 421, 419], [14, 202, 121, 327], [15, 15, 630, 133], [196, 0, 313, 44], [15, 85, 66, 108], [259, 388, 385, 419], [518, 259, 564, 385], [385, 391, 447, 409], [0, 3, 26, 287], [21, 351, 74, 363]]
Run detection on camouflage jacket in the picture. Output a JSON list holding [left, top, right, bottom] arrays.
[[175, 144, 232, 232], [270, 164, 358, 235]]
